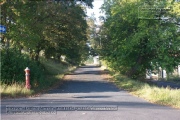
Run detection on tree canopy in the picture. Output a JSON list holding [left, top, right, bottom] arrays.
[[1, 0, 93, 64], [98, 0, 180, 78]]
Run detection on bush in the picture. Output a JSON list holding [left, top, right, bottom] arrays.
[[1, 48, 45, 88]]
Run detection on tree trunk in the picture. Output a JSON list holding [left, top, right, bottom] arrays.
[[127, 55, 143, 78], [34, 48, 40, 61]]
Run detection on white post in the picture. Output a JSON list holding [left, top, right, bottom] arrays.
[[162, 70, 166, 79], [159, 67, 162, 79], [146, 69, 151, 79], [178, 65, 180, 77]]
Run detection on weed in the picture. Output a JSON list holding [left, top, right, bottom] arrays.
[[0, 82, 34, 98], [1, 58, 76, 99], [113, 74, 180, 108]]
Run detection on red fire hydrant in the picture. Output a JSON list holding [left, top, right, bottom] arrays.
[[25, 67, 31, 89]]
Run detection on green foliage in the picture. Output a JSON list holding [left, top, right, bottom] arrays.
[[0, 52, 76, 98], [0, 82, 34, 98], [1, 48, 45, 88], [113, 73, 180, 108], [0, 1, 93, 96], [99, 0, 180, 78], [1, 1, 91, 64]]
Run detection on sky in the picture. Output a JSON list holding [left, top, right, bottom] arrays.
[[86, 0, 104, 24]]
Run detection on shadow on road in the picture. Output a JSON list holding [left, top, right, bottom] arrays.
[[2, 65, 179, 118], [56, 65, 116, 93], [48, 80, 120, 93], [147, 80, 180, 89], [79, 65, 100, 68], [66, 70, 110, 75], [66, 66, 109, 75], [66, 70, 102, 75]]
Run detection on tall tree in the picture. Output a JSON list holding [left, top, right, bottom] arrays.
[[99, 0, 180, 78], [1, 0, 92, 64]]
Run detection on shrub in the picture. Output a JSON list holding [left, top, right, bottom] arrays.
[[1, 48, 45, 88]]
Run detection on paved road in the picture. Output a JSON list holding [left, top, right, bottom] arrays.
[[148, 80, 180, 89], [1, 65, 180, 120]]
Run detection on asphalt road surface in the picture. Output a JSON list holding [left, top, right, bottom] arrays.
[[148, 80, 180, 89], [1, 65, 180, 120]]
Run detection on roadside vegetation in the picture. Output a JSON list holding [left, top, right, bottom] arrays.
[[101, 65, 180, 109], [93, 0, 180, 79], [113, 73, 180, 109], [0, 54, 76, 98], [0, 1, 93, 99], [94, 0, 180, 109], [0, 83, 34, 98]]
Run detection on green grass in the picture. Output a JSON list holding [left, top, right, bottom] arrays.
[[0, 59, 76, 99], [0, 82, 34, 98], [112, 74, 180, 109], [41, 58, 74, 75]]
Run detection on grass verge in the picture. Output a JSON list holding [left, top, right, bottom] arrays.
[[0, 82, 34, 98], [111, 73, 180, 109], [100, 62, 180, 109], [0, 59, 76, 99]]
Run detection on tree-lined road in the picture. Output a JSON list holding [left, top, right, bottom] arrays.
[[1, 65, 180, 120]]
